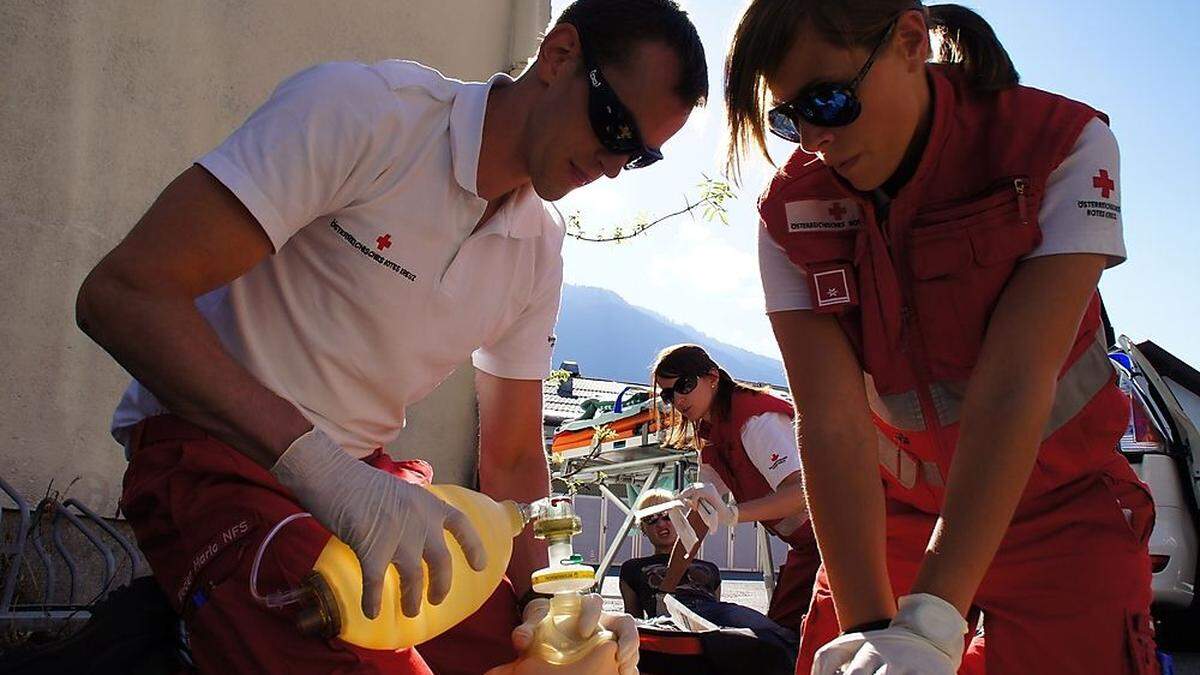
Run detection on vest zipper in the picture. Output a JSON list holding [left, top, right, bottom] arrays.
[[899, 179, 1029, 498], [893, 297, 949, 506], [1014, 178, 1029, 225], [879, 205, 950, 499], [899, 182, 1030, 497]]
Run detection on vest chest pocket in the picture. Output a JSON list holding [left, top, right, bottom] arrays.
[[907, 178, 1040, 371]]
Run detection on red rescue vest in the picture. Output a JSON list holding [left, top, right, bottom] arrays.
[[758, 65, 1130, 513], [699, 390, 812, 549]]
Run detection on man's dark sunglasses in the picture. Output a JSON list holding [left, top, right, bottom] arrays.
[[767, 18, 899, 141], [640, 512, 671, 527], [660, 374, 698, 406], [580, 38, 664, 170]]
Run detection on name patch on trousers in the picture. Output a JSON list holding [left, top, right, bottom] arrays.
[[784, 199, 863, 233], [177, 518, 252, 606]]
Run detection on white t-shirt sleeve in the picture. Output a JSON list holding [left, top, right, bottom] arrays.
[[198, 62, 402, 252], [471, 219, 565, 380], [758, 221, 814, 313], [1023, 117, 1125, 267], [739, 412, 802, 490]]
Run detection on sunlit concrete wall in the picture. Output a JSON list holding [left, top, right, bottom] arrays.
[[0, 0, 552, 515]]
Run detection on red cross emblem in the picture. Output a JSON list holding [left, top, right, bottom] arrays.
[[376, 234, 392, 251], [828, 202, 847, 221], [1092, 169, 1115, 199]]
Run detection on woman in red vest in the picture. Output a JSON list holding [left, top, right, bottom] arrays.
[[652, 343, 819, 637], [722, 2, 1156, 674]]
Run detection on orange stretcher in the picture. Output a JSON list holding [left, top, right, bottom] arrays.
[[550, 386, 675, 458]]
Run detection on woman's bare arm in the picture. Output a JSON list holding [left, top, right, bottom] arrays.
[[770, 310, 894, 628], [911, 253, 1108, 612]]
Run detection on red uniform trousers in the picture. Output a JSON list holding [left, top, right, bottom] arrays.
[[419, 587, 519, 675], [121, 414, 519, 674], [795, 458, 1158, 675], [767, 525, 822, 636]]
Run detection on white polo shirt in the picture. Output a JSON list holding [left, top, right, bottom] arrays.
[[112, 60, 565, 457], [739, 413, 803, 489], [700, 413, 802, 492]]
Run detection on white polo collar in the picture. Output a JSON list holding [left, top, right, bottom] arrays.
[[449, 72, 547, 240], [449, 72, 513, 199]]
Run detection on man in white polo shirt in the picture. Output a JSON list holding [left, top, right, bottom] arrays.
[[75, 1, 707, 673]]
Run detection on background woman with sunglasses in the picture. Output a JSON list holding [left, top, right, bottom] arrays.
[[652, 344, 820, 639], [725, 2, 1153, 674]]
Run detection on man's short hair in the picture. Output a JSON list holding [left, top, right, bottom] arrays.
[[554, 0, 708, 108]]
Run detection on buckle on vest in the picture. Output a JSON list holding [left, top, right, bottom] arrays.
[[808, 262, 859, 313]]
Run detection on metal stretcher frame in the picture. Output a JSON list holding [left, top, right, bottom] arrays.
[[552, 450, 777, 601]]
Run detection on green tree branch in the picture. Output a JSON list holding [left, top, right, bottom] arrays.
[[563, 177, 736, 243]]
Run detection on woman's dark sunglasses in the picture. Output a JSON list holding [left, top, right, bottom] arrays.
[[660, 374, 699, 406], [767, 18, 899, 141], [580, 39, 664, 170]]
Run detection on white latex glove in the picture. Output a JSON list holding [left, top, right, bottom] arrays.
[[512, 595, 639, 675], [678, 482, 738, 529], [812, 594, 967, 675], [271, 427, 487, 618]]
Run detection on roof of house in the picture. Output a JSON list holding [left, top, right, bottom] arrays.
[[542, 362, 792, 429], [543, 374, 652, 426]]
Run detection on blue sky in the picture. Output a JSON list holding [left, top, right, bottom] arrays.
[[551, 1, 1200, 368]]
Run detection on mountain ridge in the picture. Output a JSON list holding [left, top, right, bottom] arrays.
[[551, 284, 786, 386]]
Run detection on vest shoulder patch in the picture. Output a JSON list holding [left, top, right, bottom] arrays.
[[783, 199, 863, 233]]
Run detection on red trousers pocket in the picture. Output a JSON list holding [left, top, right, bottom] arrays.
[[122, 414, 433, 675]]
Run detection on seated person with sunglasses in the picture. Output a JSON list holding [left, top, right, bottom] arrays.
[[620, 489, 799, 661], [74, 1, 707, 674], [650, 344, 819, 639]]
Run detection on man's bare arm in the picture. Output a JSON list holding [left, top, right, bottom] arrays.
[[76, 165, 311, 464], [475, 370, 552, 596]]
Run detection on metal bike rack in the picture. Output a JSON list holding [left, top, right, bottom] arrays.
[[1, 476, 144, 629]]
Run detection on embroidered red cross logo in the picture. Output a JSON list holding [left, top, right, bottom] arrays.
[[376, 234, 392, 251], [1092, 169, 1115, 199], [828, 202, 847, 221]]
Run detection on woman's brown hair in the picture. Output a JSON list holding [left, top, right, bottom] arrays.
[[651, 343, 768, 449], [723, 1, 1019, 182]]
